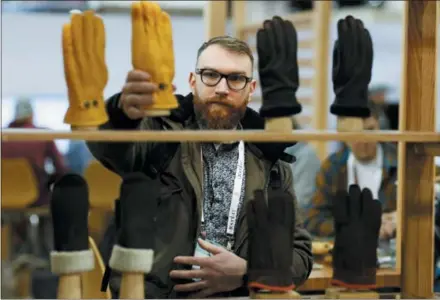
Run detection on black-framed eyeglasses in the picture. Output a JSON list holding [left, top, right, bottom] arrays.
[[195, 68, 252, 91]]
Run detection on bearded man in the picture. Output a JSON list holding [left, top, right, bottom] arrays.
[[89, 36, 312, 298]]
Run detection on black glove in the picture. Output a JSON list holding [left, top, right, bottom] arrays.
[[330, 16, 373, 118], [257, 16, 302, 118], [332, 185, 382, 288], [118, 173, 158, 249], [246, 189, 295, 292], [50, 173, 94, 275], [109, 172, 159, 274], [51, 173, 89, 252]]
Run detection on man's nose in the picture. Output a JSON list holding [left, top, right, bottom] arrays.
[[215, 78, 229, 95]]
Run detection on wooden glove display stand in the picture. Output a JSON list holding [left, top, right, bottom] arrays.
[[325, 286, 379, 299], [265, 117, 292, 132], [336, 117, 364, 132], [250, 290, 301, 299]]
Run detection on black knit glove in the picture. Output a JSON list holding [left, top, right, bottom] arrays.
[[50, 174, 94, 275], [246, 190, 295, 292], [257, 16, 302, 118], [330, 16, 373, 118], [109, 173, 159, 274], [332, 185, 382, 288]]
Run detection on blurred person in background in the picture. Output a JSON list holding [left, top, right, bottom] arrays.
[[304, 100, 398, 241], [284, 118, 321, 212], [2, 97, 67, 259], [64, 140, 93, 175], [2, 97, 67, 205]]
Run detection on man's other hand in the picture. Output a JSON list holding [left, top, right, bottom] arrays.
[[170, 238, 246, 298], [379, 211, 396, 240]]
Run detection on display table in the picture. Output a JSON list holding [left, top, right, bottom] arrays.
[[298, 267, 400, 292]]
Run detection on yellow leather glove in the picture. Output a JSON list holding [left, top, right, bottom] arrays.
[[131, 1, 178, 115], [62, 10, 109, 128]]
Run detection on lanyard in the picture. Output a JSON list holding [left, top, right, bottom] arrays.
[[201, 141, 245, 250]]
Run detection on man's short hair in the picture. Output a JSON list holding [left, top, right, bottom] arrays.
[[196, 36, 254, 69]]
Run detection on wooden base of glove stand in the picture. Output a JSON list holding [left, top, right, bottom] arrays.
[[71, 125, 98, 131], [265, 117, 292, 132], [250, 290, 301, 299], [120, 272, 144, 299], [57, 274, 82, 299], [325, 287, 379, 299], [336, 117, 364, 132], [144, 109, 171, 117]]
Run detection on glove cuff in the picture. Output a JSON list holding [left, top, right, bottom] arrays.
[[50, 249, 94, 274], [260, 89, 302, 118], [332, 267, 377, 289], [109, 244, 154, 273], [106, 93, 142, 129], [248, 269, 295, 291], [330, 101, 371, 118]]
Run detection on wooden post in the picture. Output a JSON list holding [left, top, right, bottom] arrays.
[[398, 0, 437, 298], [232, 1, 247, 40], [311, 1, 332, 161], [203, 1, 228, 40]]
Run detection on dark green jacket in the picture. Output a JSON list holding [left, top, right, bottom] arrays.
[[88, 93, 313, 298]]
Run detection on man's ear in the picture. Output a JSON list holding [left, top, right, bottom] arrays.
[[188, 72, 196, 94], [247, 79, 257, 104]]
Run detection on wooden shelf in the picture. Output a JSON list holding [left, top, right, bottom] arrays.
[[1, 129, 439, 143], [298, 267, 400, 292]]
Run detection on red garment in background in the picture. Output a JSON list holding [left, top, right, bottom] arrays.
[[2, 120, 67, 206]]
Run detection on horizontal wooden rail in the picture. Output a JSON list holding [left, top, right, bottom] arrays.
[[2, 129, 440, 143], [413, 142, 440, 156]]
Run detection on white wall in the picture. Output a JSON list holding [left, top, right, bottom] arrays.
[[2, 12, 205, 98], [2, 6, 439, 132]]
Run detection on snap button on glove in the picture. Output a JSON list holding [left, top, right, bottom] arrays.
[[330, 16, 373, 118], [331, 185, 382, 289], [50, 174, 94, 275], [62, 10, 109, 127], [257, 16, 302, 118], [131, 1, 178, 113], [246, 189, 295, 292]]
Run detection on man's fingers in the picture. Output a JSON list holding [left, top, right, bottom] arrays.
[[189, 288, 216, 299], [123, 93, 154, 108], [173, 255, 211, 267], [169, 269, 206, 280], [124, 105, 146, 120], [123, 81, 158, 95], [198, 238, 226, 255], [173, 280, 208, 292], [126, 69, 152, 82]]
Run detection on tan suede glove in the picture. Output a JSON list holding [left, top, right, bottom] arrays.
[[62, 10, 109, 128], [131, 1, 178, 115]]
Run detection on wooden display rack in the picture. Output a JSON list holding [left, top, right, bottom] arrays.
[[1, 0, 439, 299]]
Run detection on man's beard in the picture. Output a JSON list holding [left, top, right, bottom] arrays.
[[193, 94, 247, 130]]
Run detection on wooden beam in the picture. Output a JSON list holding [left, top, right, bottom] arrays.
[[311, 1, 332, 161], [397, 1, 437, 298], [232, 0, 246, 40], [203, 0, 228, 40], [2, 129, 439, 143], [413, 142, 440, 156]]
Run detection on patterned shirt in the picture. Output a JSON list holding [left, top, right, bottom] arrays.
[[304, 143, 398, 238], [201, 142, 246, 248]]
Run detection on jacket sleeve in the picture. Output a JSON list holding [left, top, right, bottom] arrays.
[[86, 92, 162, 176], [280, 161, 314, 287]]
